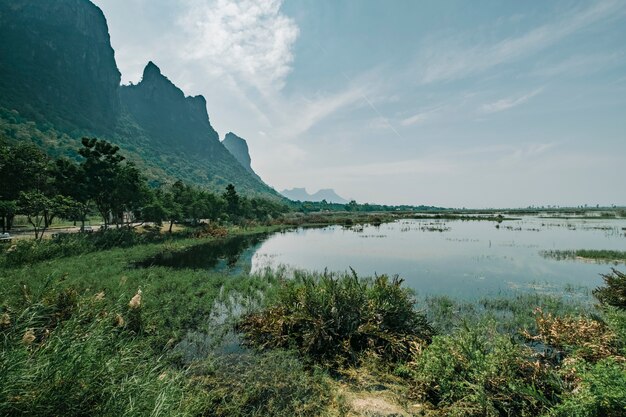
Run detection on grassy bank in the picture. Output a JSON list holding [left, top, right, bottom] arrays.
[[1, 228, 626, 416], [541, 249, 626, 264]]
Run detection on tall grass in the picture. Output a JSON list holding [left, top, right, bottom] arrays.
[[239, 270, 433, 367]]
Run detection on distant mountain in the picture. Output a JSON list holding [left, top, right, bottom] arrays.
[[0, 0, 280, 199], [281, 188, 349, 204], [222, 132, 260, 179]]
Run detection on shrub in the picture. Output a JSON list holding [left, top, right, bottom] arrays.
[[409, 322, 561, 417], [523, 309, 621, 364], [238, 271, 433, 367], [0, 228, 166, 267], [593, 269, 626, 309], [548, 359, 626, 417]]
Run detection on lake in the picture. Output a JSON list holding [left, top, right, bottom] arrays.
[[249, 216, 626, 299], [138, 216, 626, 300]]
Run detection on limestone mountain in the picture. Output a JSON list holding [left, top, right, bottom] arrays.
[[0, 0, 280, 198], [222, 132, 260, 178], [280, 188, 349, 204], [0, 0, 121, 131]]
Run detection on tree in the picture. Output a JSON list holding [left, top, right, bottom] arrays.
[[0, 140, 52, 231], [16, 191, 74, 240], [78, 138, 145, 228], [52, 158, 91, 231], [223, 184, 240, 219]]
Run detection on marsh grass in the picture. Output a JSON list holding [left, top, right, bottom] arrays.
[[2, 229, 626, 416], [541, 249, 626, 264], [238, 270, 433, 368]]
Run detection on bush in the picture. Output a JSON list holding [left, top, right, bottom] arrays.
[[548, 359, 626, 417], [594, 269, 626, 309], [1, 228, 166, 267], [523, 309, 620, 364], [409, 322, 561, 417], [238, 271, 433, 367]]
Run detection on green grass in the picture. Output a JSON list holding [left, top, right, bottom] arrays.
[[2, 227, 626, 416], [541, 249, 626, 263]]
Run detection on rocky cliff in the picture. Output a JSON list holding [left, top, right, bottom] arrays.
[[0, 0, 120, 131], [0, 0, 281, 198], [120, 62, 221, 155], [222, 132, 258, 177]]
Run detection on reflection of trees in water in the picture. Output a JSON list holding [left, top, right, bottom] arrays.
[[135, 234, 269, 271]]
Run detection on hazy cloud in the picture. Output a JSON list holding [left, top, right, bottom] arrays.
[[417, 0, 625, 84], [481, 88, 543, 114], [177, 0, 299, 90]]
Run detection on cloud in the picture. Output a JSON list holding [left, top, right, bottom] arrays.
[[528, 52, 625, 78], [481, 88, 543, 114], [177, 0, 299, 90], [416, 0, 626, 84], [400, 106, 445, 126]]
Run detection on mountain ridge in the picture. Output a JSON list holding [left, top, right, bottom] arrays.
[[0, 0, 281, 199], [281, 187, 349, 204]]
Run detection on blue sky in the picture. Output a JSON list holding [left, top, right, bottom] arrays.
[[93, 0, 626, 208]]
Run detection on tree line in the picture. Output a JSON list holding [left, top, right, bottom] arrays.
[[0, 137, 288, 238]]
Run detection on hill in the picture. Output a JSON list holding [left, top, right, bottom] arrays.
[[0, 0, 280, 198], [280, 187, 349, 204]]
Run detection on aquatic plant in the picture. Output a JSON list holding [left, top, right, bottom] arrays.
[[238, 271, 433, 367]]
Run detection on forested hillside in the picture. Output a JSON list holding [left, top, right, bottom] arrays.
[[0, 0, 280, 198]]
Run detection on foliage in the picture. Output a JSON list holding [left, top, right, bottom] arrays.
[[0, 228, 165, 267], [0, 137, 289, 238], [409, 321, 562, 417], [547, 359, 626, 417], [239, 271, 433, 367], [523, 309, 622, 364], [187, 351, 339, 417], [593, 269, 626, 309]]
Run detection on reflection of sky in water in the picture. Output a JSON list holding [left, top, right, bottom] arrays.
[[251, 217, 626, 299]]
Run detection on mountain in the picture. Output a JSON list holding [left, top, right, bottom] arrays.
[[281, 188, 349, 204], [222, 132, 259, 177], [0, 0, 120, 132], [0, 0, 280, 199]]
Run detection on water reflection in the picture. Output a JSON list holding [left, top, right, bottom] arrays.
[[250, 217, 626, 299], [134, 233, 269, 273]]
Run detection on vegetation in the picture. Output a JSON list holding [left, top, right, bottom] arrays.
[[541, 249, 626, 263], [593, 269, 626, 309], [239, 271, 433, 368], [1, 227, 626, 415], [0, 136, 289, 237]]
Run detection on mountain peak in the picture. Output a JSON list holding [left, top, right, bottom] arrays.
[[142, 61, 162, 79], [222, 132, 259, 178], [280, 188, 349, 204]]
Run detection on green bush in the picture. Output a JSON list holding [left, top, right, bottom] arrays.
[[238, 271, 433, 367], [594, 269, 626, 309], [410, 322, 561, 417], [547, 359, 626, 417]]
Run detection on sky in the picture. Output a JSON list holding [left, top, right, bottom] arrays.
[[92, 0, 626, 208]]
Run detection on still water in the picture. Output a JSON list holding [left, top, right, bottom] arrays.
[[250, 217, 626, 298], [138, 216, 626, 299]]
